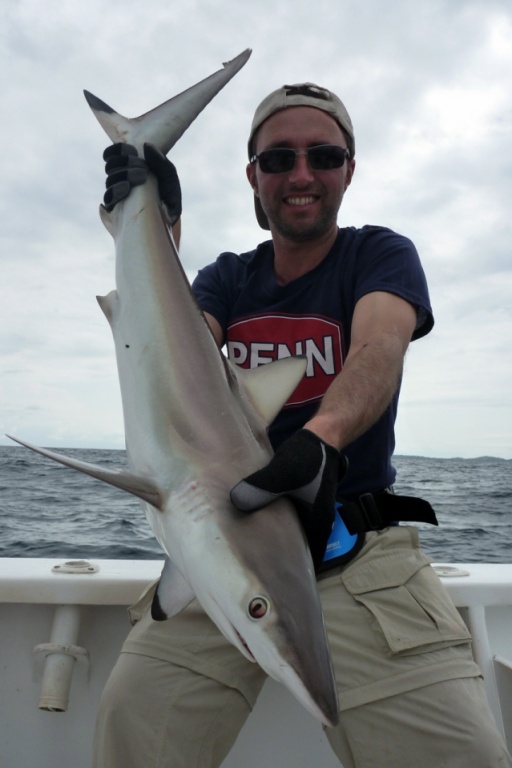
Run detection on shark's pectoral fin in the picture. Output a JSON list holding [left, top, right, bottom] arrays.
[[6, 435, 162, 509], [231, 355, 308, 426], [151, 557, 196, 621]]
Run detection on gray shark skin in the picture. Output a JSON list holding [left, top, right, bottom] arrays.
[[8, 51, 339, 726]]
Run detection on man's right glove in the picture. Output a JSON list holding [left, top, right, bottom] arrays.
[[102, 143, 182, 226], [230, 429, 348, 571]]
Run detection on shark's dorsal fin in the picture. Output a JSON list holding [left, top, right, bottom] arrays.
[[230, 355, 308, 427], [6, 435, 162, 509]]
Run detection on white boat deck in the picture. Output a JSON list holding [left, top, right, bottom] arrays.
[[1, 558, 511, 767]]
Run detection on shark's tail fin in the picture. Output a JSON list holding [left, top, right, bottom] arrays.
[[84, 49, 251, 154]]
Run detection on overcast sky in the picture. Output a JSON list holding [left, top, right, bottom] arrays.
[[1, 0, 511, 459]]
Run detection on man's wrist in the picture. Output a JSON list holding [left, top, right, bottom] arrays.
[[303, 417, 344, 451]]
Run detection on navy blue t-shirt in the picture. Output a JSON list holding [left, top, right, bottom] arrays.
[[192, 225, 433, 500]]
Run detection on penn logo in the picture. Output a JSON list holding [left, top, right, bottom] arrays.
[[227, 314, 345, 406]]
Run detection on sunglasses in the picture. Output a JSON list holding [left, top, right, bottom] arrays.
[[250, 145, 350, 174]]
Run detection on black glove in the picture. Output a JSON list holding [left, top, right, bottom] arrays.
[[230, 429, 348, 571], [103, 143, 146, 211], [102, 143, 182, 225]]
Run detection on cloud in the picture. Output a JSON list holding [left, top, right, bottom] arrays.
[[1, 0, 511, 456]]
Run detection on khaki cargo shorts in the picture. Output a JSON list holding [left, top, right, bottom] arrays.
[[95, 526, 511, 768], [318, 525, 479, 710], [123, 525, 480, 709]]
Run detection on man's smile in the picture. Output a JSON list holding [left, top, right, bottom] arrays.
[[284, 195, 318, 207]]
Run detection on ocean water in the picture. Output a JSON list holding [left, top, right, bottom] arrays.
[[0, 446, 511, 563]]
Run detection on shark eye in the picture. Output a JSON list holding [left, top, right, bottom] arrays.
[[248, 596, 270, 620]]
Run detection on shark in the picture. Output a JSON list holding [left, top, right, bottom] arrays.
[[8, 50, 340, 726]]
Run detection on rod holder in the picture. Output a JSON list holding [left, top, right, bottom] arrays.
[[34, 605, 88, 712]]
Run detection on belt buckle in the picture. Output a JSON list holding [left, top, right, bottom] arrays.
[[358, 493, 384, 531]]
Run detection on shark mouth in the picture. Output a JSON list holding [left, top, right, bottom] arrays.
[[236, 630, 255, 661]]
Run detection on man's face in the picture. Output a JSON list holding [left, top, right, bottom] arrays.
[[247, 106, 355, 242]]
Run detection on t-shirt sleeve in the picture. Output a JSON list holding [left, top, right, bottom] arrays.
[[192, 252, 239, 338], [354, 226, 434, 340]]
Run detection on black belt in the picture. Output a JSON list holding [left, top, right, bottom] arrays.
[[341, 491, 438, 535]]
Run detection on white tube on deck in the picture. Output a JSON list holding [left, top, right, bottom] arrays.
[[466, 604, 506, 739], [36, 604, 86, 712]]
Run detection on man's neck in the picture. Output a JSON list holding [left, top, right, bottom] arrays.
[[271, 227, 339, 286]]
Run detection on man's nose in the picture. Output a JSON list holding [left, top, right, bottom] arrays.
[[288, 152, 315, 184]]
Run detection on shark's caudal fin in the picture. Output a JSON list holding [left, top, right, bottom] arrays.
[[6, 435, 162, 509], [83, 49, 251, 153]]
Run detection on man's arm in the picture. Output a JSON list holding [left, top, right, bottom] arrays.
[[203, 311, 224, 347], [228, 289, 418, 570], [204, 290, 417, 445], [304, 290, 417, 449], [171, 219, 181, 249]]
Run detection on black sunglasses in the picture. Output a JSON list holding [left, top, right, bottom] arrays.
[[250, 145, 350, 174]]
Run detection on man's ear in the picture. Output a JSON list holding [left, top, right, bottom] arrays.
[[344, 159, 356, 191], [246, 162, 259, 196]]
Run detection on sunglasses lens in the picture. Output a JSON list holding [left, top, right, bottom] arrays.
[[308, 146, 347, 170], [258, 149, 295, 173], [255, 146, 347, 173]]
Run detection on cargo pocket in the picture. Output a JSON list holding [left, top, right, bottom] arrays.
[[342, 549, 471, 656]]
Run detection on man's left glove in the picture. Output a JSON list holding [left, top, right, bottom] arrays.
[[103, 142, 182, 226], [230, 429, 348, 571]]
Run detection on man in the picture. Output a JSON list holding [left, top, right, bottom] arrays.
[[94, 83, 511, 767]]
